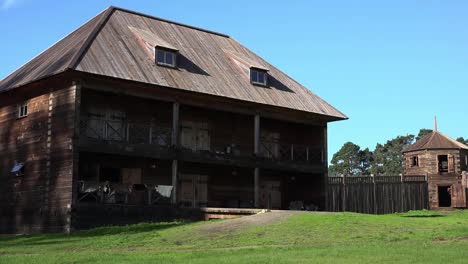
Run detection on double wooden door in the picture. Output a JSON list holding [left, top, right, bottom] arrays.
[[179, 174, 208, 208]]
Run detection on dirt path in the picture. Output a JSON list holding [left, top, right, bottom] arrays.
[[197, 210, 302, 235]]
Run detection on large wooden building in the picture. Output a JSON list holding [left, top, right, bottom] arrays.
[[403, 123, 468, 209], [0, 7, 346, 233]]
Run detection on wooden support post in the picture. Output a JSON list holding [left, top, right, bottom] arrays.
[[254, 167, 260, 208], [171, 160, 178, 205], [400, 174, 405, 212], [172, 102, 180, 146], [171, 102, 180, 205], [254, 114, 260, 155]]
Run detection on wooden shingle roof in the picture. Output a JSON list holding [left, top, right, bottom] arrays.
[[403, 131, 468, 153], [0, 6, 347, 120]]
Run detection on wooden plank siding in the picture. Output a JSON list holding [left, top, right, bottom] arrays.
[[0, 80, 77, 233]]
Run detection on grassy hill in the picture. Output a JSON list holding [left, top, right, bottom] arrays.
[[1, 210, 468, 263]]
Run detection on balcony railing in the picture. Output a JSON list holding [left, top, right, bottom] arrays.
[[79, 118, 323, 165], [79, 117, 171, 146], [260, 141, 323, 164]]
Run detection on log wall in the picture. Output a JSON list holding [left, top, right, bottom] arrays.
[[0, 79, 77, 233]]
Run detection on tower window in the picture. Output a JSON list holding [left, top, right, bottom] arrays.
[[250, 67, 268, 86], [156, 48, 177, 67]]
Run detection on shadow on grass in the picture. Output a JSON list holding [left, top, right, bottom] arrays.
[[0, 221, 189, 247]]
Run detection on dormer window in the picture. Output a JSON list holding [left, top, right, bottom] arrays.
[[250, 67, 268, 86], [156, 47, 177, 68]]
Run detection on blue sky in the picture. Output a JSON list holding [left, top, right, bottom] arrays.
[[1, 0, 467, 161]]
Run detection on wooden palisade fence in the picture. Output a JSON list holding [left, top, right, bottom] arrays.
[[327, 175, 429, 214]]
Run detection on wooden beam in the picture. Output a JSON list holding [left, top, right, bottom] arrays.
[[172, 102, 180, 146], [172, 160, 178, 205]]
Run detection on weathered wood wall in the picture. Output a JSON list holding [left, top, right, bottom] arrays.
[[0, 79, 77, 233], [327, 176, 429, 214], [405, 149, 463, 176]]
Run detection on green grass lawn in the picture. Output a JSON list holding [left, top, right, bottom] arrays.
[[1, 210, 468, 263]]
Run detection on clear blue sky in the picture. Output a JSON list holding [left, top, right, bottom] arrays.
[[1, 0, 467, 161]]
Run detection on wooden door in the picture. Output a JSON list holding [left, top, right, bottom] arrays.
[[181, 126, 196, 150], [451, 184, 466, 208], [195, 175, 208, 207], [121, 168, 142, 185], [178, 174, 208, 207], [179, 174, 194, 207], [196, 128, 211, 151], [260, 180, 282, 209]]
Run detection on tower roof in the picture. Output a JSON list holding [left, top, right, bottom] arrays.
[[403, 131, 468, 153]]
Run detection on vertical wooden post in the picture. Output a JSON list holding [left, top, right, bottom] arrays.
[[400, 174, 404, 212], [342, 174, 346, 212], [372, 175, 377, 214], [171, 160, 178, 205], [172, 102, 180, 146], [171, 102, 180, 205], [254, 114, 260, 208], [254, 114, 260, 155]]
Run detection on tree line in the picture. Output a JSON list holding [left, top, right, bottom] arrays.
[[329, 129, 468, 176]]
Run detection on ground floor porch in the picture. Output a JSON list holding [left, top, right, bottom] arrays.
[[77, 153, 325, 211]]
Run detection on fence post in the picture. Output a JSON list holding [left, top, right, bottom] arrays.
[[372, 174, 377, 214], [341, 174, 346, 212], [400, 174, 404, 212]]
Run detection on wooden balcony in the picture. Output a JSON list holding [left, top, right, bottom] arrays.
[[77, 117, 324, 173]]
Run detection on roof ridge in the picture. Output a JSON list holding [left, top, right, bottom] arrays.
[[111, 6, 230, 38], [68, 6, 116, 70]]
